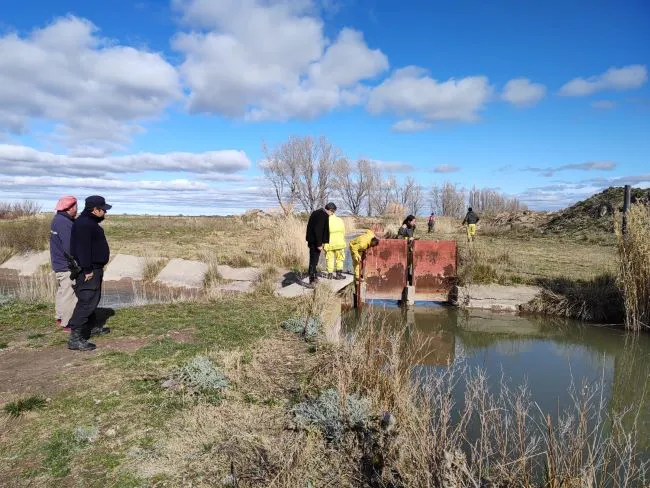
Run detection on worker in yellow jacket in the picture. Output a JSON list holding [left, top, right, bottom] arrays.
[[349, 230, 380, 280], [323, 213, 346, 280]]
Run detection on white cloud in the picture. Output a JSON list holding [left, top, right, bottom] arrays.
[[369, 159, 414, 173], [391, 119, 432, 133], [172, 0, 388, 120], [367, 66, 493, 122], [591, 100, 617, 110], [502, 78, 546, 107], [559, 65, 648, 97], [432, 164, 460, 173], [524, 161, 617, 177], [0, 144, 251, 178], [0, 16, 181, 152]]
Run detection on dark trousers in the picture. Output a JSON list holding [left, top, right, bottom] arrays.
[[69, 268, 103, 339], [308, 245, 321, 278]]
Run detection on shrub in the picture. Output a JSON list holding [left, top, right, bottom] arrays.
[[291, 389, 371, 443], [282, 316, 322, 341], [0, 200, 41, 220], [0, 217, 50, 252], [175, 355, 228, 393]]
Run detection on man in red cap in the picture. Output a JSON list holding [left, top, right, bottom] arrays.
[[50, 196, 78, 332]]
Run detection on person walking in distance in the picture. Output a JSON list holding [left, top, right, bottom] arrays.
[[67, 196, 112, 351], [50, 196, 78, 332], [427, 212, 436, 233], [305, 202, 336, 286], [462, 207, 480, 243]]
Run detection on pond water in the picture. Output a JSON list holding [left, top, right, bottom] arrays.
[[344, 304, 650, 460]]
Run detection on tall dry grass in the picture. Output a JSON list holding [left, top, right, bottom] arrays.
[[260, 215, 308, 271], [10, 270, 57, 302], [311, 312, 649, 487], [616, 205, 650, 331], [0, 216, 50, 252]]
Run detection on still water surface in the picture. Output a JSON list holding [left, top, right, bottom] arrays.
[[344, 304, 650, 458]]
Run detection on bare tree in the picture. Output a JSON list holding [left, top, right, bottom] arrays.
[[335, 158, 376, 216], [430, 182, 467, 218], [370, 175, 397, 216], [468, 186, 528, 214], [394, 177, 424, 216], [263, 136, 340, 213]]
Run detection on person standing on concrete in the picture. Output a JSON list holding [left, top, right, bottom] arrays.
[[462, 207, 480, 242], [67, 195, 112, 351], [324, 210, 346, 280], [349, 230, 380, 281], [427, 212, 436, 233], [305, 202, 336, 286], [50, 196, 78, 332], [398, 215, 417, 240]]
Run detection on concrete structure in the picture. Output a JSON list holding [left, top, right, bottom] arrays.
[[217, 265, 261, 282], [0, 251, 49, 276], [457, 284, 539, 312], [103, 254, 155, 282], [155, 258, 208, 289]]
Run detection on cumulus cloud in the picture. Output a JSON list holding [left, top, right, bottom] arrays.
[[0, 16, 181, 152], [502, 78, 546, 107], [432, 164, 460, 173], [172, 0, 388, 120], [367, 66, 493, 122], [0, 144, 251, 178], [391, 119, 432, 133], [559, 65, 648, 97], [524, 161, 617, 177]]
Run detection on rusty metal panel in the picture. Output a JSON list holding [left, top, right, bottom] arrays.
[[363, 240, 408, 300], [413, 240, 457, 301]]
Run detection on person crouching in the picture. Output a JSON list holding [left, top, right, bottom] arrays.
[[349, 230, 380, 282]]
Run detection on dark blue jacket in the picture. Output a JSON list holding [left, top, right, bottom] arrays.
[[50, 212, 74, 273], [70, 210, 110, 274]]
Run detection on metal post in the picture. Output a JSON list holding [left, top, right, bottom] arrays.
[[623, 184, 631, 235]]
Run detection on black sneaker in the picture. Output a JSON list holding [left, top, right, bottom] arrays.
[[68, 331, 97, 351], [90, 326, 111, 336]]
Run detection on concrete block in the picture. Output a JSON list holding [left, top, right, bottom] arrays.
[[103, 254, 151, 281], [299, 274, 354, 293], [217, 281, 254, 293], [217, 265, 262, 282], [0, 251, 50, 276], [155, 258, 208, 289], [276, 283, 313, 298], [403, 285, 416, 306]]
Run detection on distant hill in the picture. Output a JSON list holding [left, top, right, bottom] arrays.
[[543, 186, 650, 235]]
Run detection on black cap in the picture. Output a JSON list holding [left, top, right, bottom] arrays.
[[85, 195, 112, 211]]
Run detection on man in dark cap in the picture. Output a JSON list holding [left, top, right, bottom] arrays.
[[67, 195, 112, 351], [305, 202, 336, 286]]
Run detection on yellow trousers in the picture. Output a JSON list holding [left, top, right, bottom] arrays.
[[467, 223, 477, 237], [351, 251, 362, 279], [326, 249, 345, 273]]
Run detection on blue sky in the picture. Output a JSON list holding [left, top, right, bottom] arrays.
[[0, 0, 648, 214]]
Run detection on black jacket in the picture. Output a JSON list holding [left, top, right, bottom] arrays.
[[71, 210, 110, 273], [306, 208, 330, 247], [462, 211, 480, 225]]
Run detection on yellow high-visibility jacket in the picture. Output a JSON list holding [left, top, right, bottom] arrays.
[[324, 215, 346, 251], [349, 230, 375, 255]]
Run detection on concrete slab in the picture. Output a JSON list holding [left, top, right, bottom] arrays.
[[458, 284, 540, 312], [0, 251, 50, 276], [155, 258, 208, 289], [216, 281, 254, 293], [103, 254, 152, 282], [276, 283, 313, 298], [299, 274, 354, 293], [217, 265, 261, 282]]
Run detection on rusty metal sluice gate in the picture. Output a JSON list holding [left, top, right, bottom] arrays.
[[356, 240, 457, 307]]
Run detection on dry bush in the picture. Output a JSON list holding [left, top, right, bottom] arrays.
[[220, 253, 254, 268], [0, 216, 50, 252], [431, 216, 458, 234], [616, 205, 650, 331], [251, 265, 279, 296], [0, 200, 42, 220], [200, 251, 223, 288], [0, 246, 13, 264], [260, 215, 308, 271], [142, 256, 167, 282]]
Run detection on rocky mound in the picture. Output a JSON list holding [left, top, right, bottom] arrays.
[[487, 210, 553, 231], [543, 186, 650, 235]]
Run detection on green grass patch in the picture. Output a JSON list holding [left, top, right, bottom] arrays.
[[4, 395, 47, 417], [27, 333, 45, 340], [0, 342, 7, 349]]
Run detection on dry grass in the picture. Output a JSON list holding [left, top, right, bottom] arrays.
[[260, 214, 309, 271], [0, 200, 42, 220], [142, 255, 167, 282], [12, 269, 57, 302], [616, 205, 650, 331], [0, 246, 12, 265], [0, 215, 50, 252]]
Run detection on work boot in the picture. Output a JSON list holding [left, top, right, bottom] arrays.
[[326, 273, 334, 280], [67, 329, 96, 351], [334, 271, 346, 280], [90, 326, 111, 336]]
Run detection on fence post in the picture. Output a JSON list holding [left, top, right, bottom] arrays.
[[622, 185, 631, 235]]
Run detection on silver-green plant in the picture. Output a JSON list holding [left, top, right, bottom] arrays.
[[175, 355, 228, 392]]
